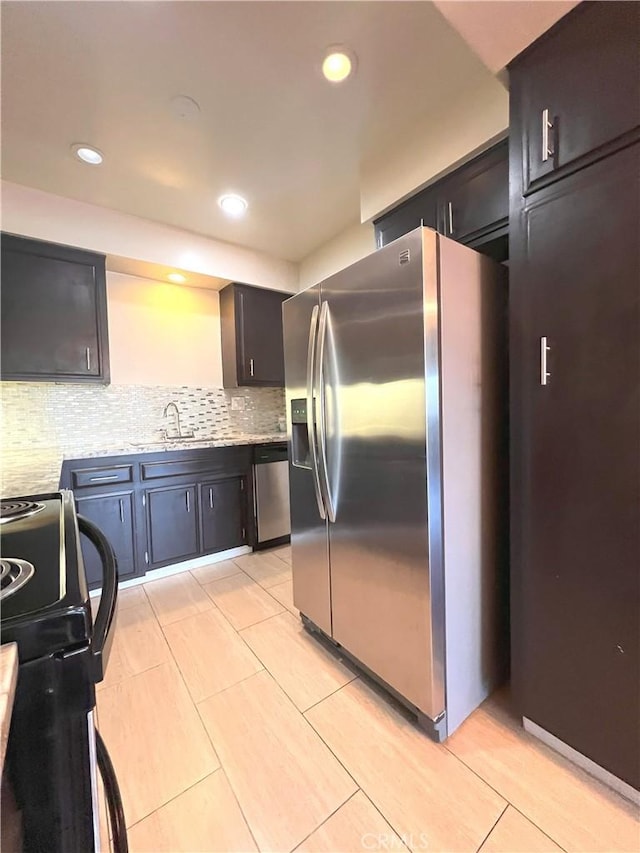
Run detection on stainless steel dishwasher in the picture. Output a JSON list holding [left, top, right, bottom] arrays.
[[253, 442, 291, 546]]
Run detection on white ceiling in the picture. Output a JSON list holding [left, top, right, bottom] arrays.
[[1, 1, 502, 263]]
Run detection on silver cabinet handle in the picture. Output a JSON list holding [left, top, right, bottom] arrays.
[[447, 201, 453, 236], [306, 305, 326, 520], [186, 491, 191, 512], [209, 487, 214, 509], [542, 108, 554, 162], [86, 347, 91, 371], [249, 358, 255, 377], [89, 475, 119, 483], [540, 336, 551, 385], [119, 499, 124, 524]]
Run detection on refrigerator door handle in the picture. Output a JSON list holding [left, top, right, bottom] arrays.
[[315, 301, 336, 523], [306, 304, 326, 520]]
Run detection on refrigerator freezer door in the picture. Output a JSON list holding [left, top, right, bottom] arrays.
[[283, 286, 332, 635], [321, 228, 445, 719]]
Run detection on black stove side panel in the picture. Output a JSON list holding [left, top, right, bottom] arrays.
[[4, 648, 96, 853]]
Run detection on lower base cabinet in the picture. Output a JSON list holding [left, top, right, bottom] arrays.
[[199, 478, 246, 554], [75, 491, 137, 585], [146, 484, 199, 566], [60, 446, 255, 589]]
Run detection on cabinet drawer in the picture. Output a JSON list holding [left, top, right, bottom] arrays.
[[141, 448, 250, 481], [71, 465, 133, 488]]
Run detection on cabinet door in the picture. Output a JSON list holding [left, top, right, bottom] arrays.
[[374, 188, 437, 248], [437, 141, 508, 243], [1, 234, 109, 382], [199, 477, 246, 553], [512, 2, 640, 192], [512, 145, 640, 788], [76, 492, 137, 588], [237, 286, 287, 385], [146, 485, 199, 566]]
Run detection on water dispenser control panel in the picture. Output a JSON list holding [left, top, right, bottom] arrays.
[[290, 398, 311, 468]]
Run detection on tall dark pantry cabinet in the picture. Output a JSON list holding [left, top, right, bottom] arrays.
[[509, 1, 640, 796]]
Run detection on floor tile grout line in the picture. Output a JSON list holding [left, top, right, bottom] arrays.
[[300, 674, 360, 715], [441, 739, 514, 812], [189, 566, 243, 587], [237, 609, 359, 715], [475, 802, 508, 853], [441, 738, 568, 851], [197, 666, 363, 850], [216, 765, 262, 853], [191, 674, 275, 850], [508, 804, 569, 853], [150, 604, 226, 773], [152, 586, 264, 702], [290, 788, 362, 852], [124, 767, 220, 833], [302, 696, 420, 852], [97, 660, 167, 697], [191, 665, 267, 707], [356, 791, 412, 853]]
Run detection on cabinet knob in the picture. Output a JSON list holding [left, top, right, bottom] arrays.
[[249, 358, 255, 377], [447, 202, 454, 236], [119, 499, 124, 524], [209, 487, 214, 510], [86, 347, 92, 371], [186, 491, 191, 513]]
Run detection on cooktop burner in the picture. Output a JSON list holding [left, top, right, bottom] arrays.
[[0, 500, 46, 525], [0, 558, 35, 601]]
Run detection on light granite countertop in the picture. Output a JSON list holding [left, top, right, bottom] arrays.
[[62, 432, 287, 460], [3, 434, 288, 498], [0, 643, 18, 772]]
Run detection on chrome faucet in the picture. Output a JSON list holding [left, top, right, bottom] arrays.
[[162, 401, 195, 440]]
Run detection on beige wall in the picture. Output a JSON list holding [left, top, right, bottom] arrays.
[[360, 78, 508, 222], [107, 272, 222, 387], [433, 1, 578, 73], [1, 181, 297, 292], [298, 221, 375, 290]]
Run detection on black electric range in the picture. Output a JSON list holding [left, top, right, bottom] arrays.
[[1, 492, 91, 662], [0, 490, 127, 853]]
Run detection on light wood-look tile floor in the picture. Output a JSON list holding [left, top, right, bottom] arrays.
[[97, 545, 640, 852]]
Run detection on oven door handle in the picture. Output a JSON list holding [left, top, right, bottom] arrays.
[[77, 515, 118, 683], [96, 729, 129, 853]]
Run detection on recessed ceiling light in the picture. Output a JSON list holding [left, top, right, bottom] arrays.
[[218, 194, 248, 218], [167, 272, 187, 284], [322, 47, 356, 83], [72, 144, 104, 165]]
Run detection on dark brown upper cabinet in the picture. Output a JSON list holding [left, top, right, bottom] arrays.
[[436, 139, 508, 245], [510, 1, 640, 196], [374, 186, 438, 249], [374, 139, 508, 253], [1, 233, 110, 383], [220, 282, 289, 387]]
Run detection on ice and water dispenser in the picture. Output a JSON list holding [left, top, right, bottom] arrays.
[[290, 398, 311, 469]]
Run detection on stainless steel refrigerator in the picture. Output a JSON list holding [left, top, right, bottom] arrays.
[[283, 226, 508, 738]]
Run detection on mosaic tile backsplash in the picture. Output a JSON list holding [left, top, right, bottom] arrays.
[[1, 382, 286, 495]]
